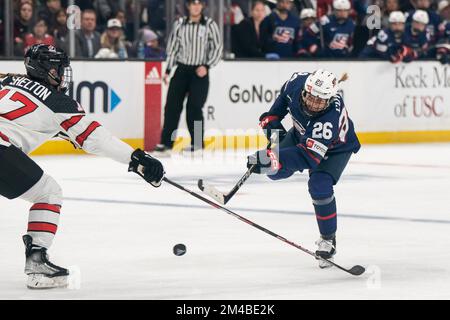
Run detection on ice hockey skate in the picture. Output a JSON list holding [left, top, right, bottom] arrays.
[[315, 237, 336, 269], [23, 235, 69, 289]]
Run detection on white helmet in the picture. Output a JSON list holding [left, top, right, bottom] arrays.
[[438, 0, 450, 13], [300, 8, 316, 19], [333, 0, 351, 10], [412, 10, 429, 25], [389, 11, 406, 23], [302, 69, 339, 116], [304, 69, 339, 100]]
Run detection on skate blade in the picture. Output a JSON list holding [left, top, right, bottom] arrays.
[[26, 274, 69, 289]]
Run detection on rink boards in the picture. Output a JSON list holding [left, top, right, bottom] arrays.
[[0, 60, 449, 154]]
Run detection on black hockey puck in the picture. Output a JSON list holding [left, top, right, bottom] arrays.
[[173, 243, 186, 256]]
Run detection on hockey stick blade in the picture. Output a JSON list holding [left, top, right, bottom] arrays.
[[197, 165, 255, 205], [197, 179, 226, 204], [348, 265, 366, 276]]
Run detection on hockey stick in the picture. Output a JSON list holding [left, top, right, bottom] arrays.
[[197, 164, 256, 205], [163, 177, 365, 276], [197, 139, 274, 204]]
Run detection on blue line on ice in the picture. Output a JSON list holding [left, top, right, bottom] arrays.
[[63, 196, 450, 225]]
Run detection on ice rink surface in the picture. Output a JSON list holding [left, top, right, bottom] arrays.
[[1, 143, 450, 299]]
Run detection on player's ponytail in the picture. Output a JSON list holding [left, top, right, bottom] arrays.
[[338, 73, 349, 83]]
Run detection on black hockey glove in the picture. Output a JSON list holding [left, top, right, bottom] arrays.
[[129, 149, 165, 187], [247, 149, 282, 175], [259, 112, 287, 144]]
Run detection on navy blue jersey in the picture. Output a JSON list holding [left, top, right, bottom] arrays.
[[438, 20, 450, 43], [267, 72, 360, 178], [359, 28, 403, 59], [296, 25, 321, 56], [403, 24, 429, 58], [308, 15, 355, 58], [261, 11, 300, 58], [406, 9, 442, 43]]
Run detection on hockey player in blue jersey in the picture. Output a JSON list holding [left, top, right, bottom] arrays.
[[405, 0, 442, 45], [296, 8, 320, 57], [402, 10, 430, 61], [359, 11, 407, 61], [261, 0, 301, 58], [304, 0, 355, 58], [247, 69, 360, 268]]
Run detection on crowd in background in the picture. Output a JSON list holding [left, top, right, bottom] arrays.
[[232, 0, 449, 63], [0, 0, 448, 63], [0, 0, 167, 59]]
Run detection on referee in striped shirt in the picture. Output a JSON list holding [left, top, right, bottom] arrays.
[[155, 0, 223, 154]]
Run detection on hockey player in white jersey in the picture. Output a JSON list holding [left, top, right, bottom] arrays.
[[0, 44, 165, 289]]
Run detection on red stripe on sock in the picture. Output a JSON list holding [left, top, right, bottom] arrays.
[[30, 203, 61, 214], [316, 213, 337, 221], [76, 121, 101, 147], [61, 115, 84, 131], [28, 222, 57, 234]]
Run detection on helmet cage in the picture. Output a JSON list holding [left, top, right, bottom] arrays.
[[301, 90, 330, 117], [25, 45, 72, 93]]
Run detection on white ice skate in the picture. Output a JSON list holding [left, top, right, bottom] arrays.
[[23, 235, 69, 289], [315, 237, 336, 269]]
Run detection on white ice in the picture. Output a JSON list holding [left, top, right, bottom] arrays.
[[1, 143, 450, 299]]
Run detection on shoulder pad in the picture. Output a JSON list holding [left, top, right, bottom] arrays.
[[0, 76, 14, 87], [45, 92, 86, 114]]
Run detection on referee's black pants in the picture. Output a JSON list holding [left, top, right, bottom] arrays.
[[160, 64, 209, 149]]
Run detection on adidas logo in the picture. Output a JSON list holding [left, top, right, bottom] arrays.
[[145, 67, 161, 85]]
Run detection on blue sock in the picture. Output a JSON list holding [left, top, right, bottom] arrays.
[[313, 195, 337, 238]]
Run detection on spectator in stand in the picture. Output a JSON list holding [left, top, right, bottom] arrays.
[[75, 9, 101, 58], [23, 19, 55, 52], [115, 9, 131, 41], [306, 0, 355, 58], [436, 0, 450, 64], [359, 11, 407, 61], [38, 0, 63, 33], [14, 2, 34, 56], [232, 0, 267, 58], [381, 0, 401, 29], [398, 0, 414, 13], [53, 8, 68, 51], [401, 9, 429, 61], [147, 0, 166, 42], [96, 18, 128, 59], [316, 0, 334, 17], [406, 0, 442, 45], [138, 28, 166, 59], [260, 0, 301, 58], [296, 8, 320, 57], [75, 0, 95, 11], [93, 0, 122, 33]]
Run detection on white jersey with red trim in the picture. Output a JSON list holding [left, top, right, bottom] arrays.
[[0, 75, 133, 163]]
